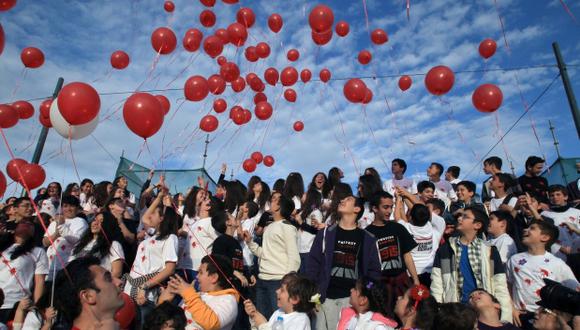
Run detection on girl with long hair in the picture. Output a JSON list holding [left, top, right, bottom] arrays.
[[79, 178, 97, 216], [283, 172, 305, 211], [296, 188, 323, 273], [308, 172, 331, 200], [327, 167, 343, 191], [248, 178, 271, 214], [357, 174, 382, 229]]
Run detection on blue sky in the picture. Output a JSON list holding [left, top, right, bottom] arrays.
[[1, 0, 580, 197]]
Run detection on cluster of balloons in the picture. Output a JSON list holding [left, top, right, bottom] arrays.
[[243, 152, 274, 173], [0, 99, 36, 128], [309, 5, 334, 46], [343, 78, 372, 104], [5, 158, 46, 189]]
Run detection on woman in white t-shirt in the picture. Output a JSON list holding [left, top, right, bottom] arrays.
[[124, 190, 179, 324], [0, 222, 48, 323], [69, 212, 125, 278]]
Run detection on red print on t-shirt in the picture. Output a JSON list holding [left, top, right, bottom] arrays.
[[540, 269, 550, 277], [514, 266, 520, 273], [524, 278, 532, 285]]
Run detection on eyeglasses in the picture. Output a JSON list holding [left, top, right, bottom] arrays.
[[460, 214, 475, 221]]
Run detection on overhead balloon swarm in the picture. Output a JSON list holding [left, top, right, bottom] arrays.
[[0, 1, 506, 176]]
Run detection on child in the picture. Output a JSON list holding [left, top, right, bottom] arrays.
[[431, 207, 512, 322], [468, 289, 519, 330], [165, 254, 240, 330], [488, 173, 517, 214], [394, 285, 438, 330], [337, 277, 398, 330], [244, 272, 316, 330], [506, 220, 579, 328], [540, 184, 580, 261], [296, 188, 323, 273], [487, 211, 517, 264], [237, 201, 259, 285]]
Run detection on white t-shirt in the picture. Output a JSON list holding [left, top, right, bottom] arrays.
[[183, 292, 238, 330], [180, 215, 219, 270], [262, 309, 311, 330], [487, 233, 517, 264], [44, 217, 88, 281], [489, 195, 517, 212], [342, 311, 395, 330], [358, 202, 375, 229], [240, 216, 257, 266], [125, 234, 178, 301], [68, 239, 124, 272], [0, 245, 49, 309], [383, 177, 417, 195], [298, 209, 322, 254], [292, 196, 302, 211], [431, 179, 458, 209], [541, 207, 580, 260], [506, 251, 579, 312], [398, 214, 445, 274]]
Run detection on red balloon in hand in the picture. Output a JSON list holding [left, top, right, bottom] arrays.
[[479, 38, 497, 59], [424, 66, 455, 96], [293, 121, 304, 132], [251, 151, 263, 164], [358, 50, 372, 65], [57, 82, 101, 125], [263, 155, 275, 167], [343, 79, 367, 103], [268, 13, 283, 33], [370, 29, 388, 45], [21, 47, 44, 68], [398, 75, 412, 91], [200, 115, 219, 132], [111, 50, 130, 70], [472, 84, 503, 113], [123, 93, 164, 139], [0, 104, 19, 128]]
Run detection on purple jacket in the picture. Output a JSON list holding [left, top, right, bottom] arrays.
[[305, 224, 382, 302]]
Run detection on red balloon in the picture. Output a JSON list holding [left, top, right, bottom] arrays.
[[123, 93, 164, 139], [155, 95, 170, 115], [280, 67, 298, 86], [263, 155, 275, 167], [254, 92, 267, 104], [242, 109, 252, 123], [57, 82, 101, 125], [216, 56, 227, 66], [0, 0, 16, 11], [309, 5, 334, 33], [243, 159, 257, 173], [246, 73, 258, 84], [231, 77, 246, 92], [214, 28, 229, 45], [319, 69, 331, 83], [20, 164, 45, 190], [20, 47, 44, 68], [227, 23, 248, 47], [11, 100, 34, 119], [362, 89, 373, 104], [300, 69, 312, 83], [151, 27, 177, 54], [229, 106, 243, 119], [472, 84, 503, 113], [293, 121, 304, 132], [0, 104, 18, 128], [424, 65, 455, 96], [0, 23, 4, 56], [184, 76, 209, 101], [249, 76, 265, 93], [183, 29, 203, 52], [284, 88, 297, 102], [254, 101, 273, 120], [236, 7, 255, 28], [208, 74, 226, 95], [219, 62, 240, 83], [110, 50, 130, 70], [164, 1, 175, 12], [256, 42, 270, 58], [244, 46, 258, 62], [370, 29, 388, 45], [200, 10, 216, 28], [335, 21, 350, 37], [398, 75, 412, 91], [287, 49, 299, 62], [311, 29, 332, 46], [200, 0, 215, 7], [479, 38, 497, 59], [358, 50, 372, 65], [343, 79, 367, 103], [251, 151, 263, 164], [39, 114, 51, 128], [230, 106, 245, 125], [264, 68, 279, 86], [0, 171, 6, 198], [222, 0, 239, 3], [39, 99, 52, 118], [115, 293, 136, 330], [268, 13, 283, 33], [213, 98, 227, 113], [200, 115, 219, 132], [203, 36, 224, 58], [6, 158, 27, 182]]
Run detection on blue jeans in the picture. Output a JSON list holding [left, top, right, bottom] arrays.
[[256, 278, 281, 319], [299, 253, 309, 274]]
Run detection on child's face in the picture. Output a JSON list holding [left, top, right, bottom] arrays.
[[487, 214, 505, 236], [548, 190, 567, 206], [338, 196, 358, 215], [348, 285, 368, 313], [457, 210, 480, 234], [372, 197, 393, 221], [456, 185, 473, 202], [522, 223, 548, 246], [276, 283, 295, 313], [419, 188, 434, 202], [490, 175, 502, 191], [468, 290, 499, 312], [394, 290, 411, 320], [196, 263, 215, 292]]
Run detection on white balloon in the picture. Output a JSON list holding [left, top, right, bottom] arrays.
[[49, 97, 98, 140]]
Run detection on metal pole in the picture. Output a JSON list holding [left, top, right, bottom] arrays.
[[549, 120, 569, 184], [202, 134, 209, 169], [30, 77, 64, 164], [552, 42, 580, 139]]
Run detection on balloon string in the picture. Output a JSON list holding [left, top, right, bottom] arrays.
[[0, 253, 30, 296], [492, 0, 511, 54], [92, 68, 113, 83], [68, 129, 82, 183], [361, 0, 372, 37], [164, 53, 200, 89], [438, 97, 481, 163], [361, 106, 391, 171], [10, 67, 28, 99], [558, 0, 578, 23], [0, 127, 73, 284], [168, 99, 186, 123], [493, 112, 515, 172], [406, 0, 411, 21], [511, 71, 546, 159], [134, 48, 163, 92]]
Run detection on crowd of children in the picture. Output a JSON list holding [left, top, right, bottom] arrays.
[[0, 156, 579, 330]]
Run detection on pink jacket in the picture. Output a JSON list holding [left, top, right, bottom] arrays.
[[337, 307, 398, 330]]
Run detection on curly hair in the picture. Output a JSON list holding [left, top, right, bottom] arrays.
[[356, 276, 393, 318], [281, 272, 318, 314]]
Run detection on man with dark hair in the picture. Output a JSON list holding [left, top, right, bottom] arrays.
[[469, 289, 519, 330], [518, 156, 549, 206], [427, 162, 457, 210], [431, 207, 512, 322], [54, 257, 124, 330], [482, 156, 504, 202], [383, 158, 416, 197], [445, 165, 461, 191]]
